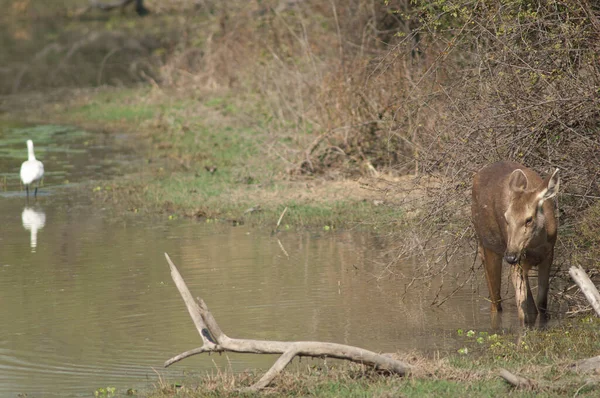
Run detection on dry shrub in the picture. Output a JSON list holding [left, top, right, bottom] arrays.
[[338, 1, 600, 264], [572, 201, 600, 268], [156, 1, 430, 173], [0, 19, 164, 94]]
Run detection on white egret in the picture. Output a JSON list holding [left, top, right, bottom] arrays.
[[20, 140, 44, 198], [22, 207, 46, 253]]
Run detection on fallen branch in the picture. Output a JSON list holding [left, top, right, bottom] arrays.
[[569, 265, 600, 317], [499, 368, 536, 389], [571, 356, 600, 373], [163, 253, 411, 391]]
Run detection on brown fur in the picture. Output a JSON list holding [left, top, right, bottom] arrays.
[[471, 161, 558, 320]]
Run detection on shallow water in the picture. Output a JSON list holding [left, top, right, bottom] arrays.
[[0, 123, 540, 397], [0, 123, 133, 194]]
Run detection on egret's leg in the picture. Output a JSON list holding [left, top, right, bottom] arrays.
[[34, 179, 41, 198]]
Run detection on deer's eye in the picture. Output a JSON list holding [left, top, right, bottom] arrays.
[[525, 217, 533, 227]]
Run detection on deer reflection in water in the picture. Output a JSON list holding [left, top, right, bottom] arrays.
[[21, 207, 46, 253]]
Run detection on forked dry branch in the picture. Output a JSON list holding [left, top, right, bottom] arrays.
[[162, 253, 411, 391]]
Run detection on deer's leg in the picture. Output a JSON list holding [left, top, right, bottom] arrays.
[[510, 261, 537, 323], [482, 246, 503, 312], [536, 249, 553, 315], [524, 243, 553, 315]]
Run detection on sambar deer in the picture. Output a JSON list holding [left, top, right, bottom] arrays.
[[471, 161, 559, 321]]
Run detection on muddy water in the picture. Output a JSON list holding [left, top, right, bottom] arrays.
[[0, 123, 524, 396]]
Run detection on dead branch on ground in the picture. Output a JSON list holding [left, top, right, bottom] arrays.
[[162, 253, 411, 391], [499, 368, 537, 389], [572, 356, 600, 373], [569, 265, 600, 317]]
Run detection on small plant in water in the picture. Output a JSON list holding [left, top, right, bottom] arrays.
[[94, 386, 116, 397], [458, 328, 505, 352]]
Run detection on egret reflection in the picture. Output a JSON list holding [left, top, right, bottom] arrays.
[[21, 207, 46, 252]]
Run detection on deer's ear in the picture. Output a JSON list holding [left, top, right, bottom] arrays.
[[508, 169, 528, 193], [537, 168, 559, 205]]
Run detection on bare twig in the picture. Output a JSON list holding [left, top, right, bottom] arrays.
[[276, 206, 288, 229]]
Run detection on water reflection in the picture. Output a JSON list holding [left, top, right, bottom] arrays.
[[21, 206, 45, 252]]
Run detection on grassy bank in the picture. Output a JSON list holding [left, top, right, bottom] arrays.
[[127, 317, 600, 397], [1, 86, 406, 230]]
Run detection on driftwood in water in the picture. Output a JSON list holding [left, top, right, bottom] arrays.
[[569, 265, 600, 317], [162, 253, 411, 391], [499, 368, 536, 389]]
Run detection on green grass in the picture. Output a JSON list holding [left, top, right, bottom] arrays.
[[135, 317, 600, 397], [18, 86, 401, 229], [396, 380, 510, 397], [1, 76, 407, 228], [73, 102, 155, 123], [93, 172, 404, 230]]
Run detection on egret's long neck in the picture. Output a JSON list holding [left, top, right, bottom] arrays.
[[27, 143, 36, 161]]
